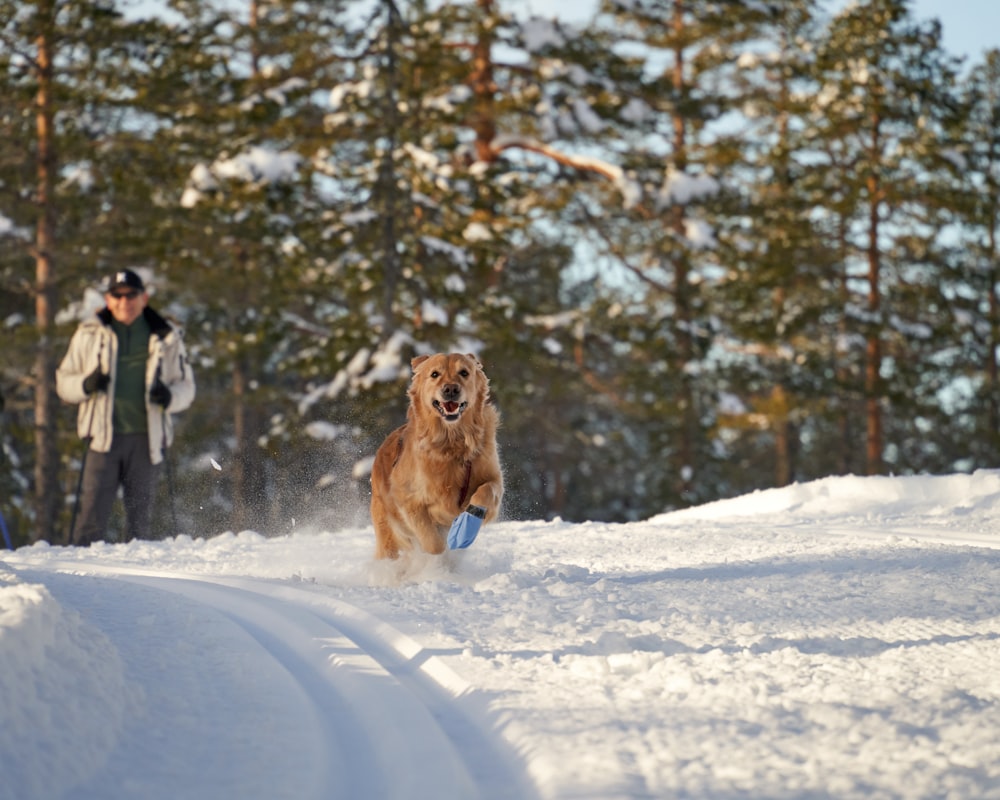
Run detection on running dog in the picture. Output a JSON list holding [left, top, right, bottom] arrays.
[[370, 353, 503, 559]]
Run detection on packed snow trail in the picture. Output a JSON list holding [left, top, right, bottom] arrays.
[[5, 471, 1000, 798], [12, 565, 537, 800]]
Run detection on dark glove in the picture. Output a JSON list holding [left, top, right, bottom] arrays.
[[82, 368, 110, 395], [149, 380, 172, 408]]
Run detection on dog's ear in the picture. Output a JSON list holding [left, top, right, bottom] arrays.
[[469, 354, 491, 403], [411, 355, 430, 371]]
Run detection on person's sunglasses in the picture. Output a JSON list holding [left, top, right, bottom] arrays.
[[110, 290, 139, 300]]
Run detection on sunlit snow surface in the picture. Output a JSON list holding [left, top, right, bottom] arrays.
[[4, 471, 1000, 799]]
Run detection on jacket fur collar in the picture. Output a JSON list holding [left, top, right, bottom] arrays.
[[96, 306, 172, 339]]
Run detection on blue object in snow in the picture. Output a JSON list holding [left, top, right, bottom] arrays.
[[448, 505, 486, 550]]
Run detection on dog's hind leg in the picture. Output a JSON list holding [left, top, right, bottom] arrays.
[[408, 508, 447, 555]]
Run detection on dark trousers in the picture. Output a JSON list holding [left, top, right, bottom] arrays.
[[73, 433, 159, 546]]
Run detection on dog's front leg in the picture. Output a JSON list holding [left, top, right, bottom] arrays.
[[468, 481, 503, 522]]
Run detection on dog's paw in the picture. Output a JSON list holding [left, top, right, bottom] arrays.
[[447, 505, 485, 549]]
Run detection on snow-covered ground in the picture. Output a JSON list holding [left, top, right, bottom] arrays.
[[3, 471, 1000, 799]]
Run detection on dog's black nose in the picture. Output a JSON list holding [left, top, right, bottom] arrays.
[[442, 383, 461, 401]]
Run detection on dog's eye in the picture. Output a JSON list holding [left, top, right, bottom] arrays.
[[430, 371, 440, 379], [459, 369, 470, 378]]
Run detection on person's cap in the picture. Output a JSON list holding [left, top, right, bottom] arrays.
[[103, 269, 145, 293]]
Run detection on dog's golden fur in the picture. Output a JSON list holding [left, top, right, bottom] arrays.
[[370, 353, 503, 559]]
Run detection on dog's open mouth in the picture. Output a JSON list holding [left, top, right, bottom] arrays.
[[433, 399, 468, 422]]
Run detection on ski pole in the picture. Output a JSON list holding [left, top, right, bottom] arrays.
[[162, 407, 178, 535], [69, 340, 105, 545], [0, 386, 9, 548], [68, 398, 97, 545]]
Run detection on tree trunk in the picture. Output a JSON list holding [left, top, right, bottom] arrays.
[[864, 123, 883, 475], [33, 4, 61, 543], [378, 0, 402, 331], [772, 54, 796, 487], [669, 0, 697, 501], [987, 224, 999, 445], [772, 384, 792, 487], [472, 0, 497, 164], [249, 0, 261, 77], [834, 214, 853, 475]]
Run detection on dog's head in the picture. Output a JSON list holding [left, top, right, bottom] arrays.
[[408, 352, 488, 425]]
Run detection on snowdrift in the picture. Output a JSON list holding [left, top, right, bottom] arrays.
[[3, 470, 1000, 799]]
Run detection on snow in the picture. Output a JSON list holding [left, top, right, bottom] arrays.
[[657, 167, 720, 209], [619, 97, 651, 124], [421, 298, 449, 327], [421, 234, 471, 269], [4, 471, 1000, 798], [572, 98, 605, 134], [463, 222, 493, 243], [521, 18, 566, 52], [683, 217, 716, 249], [181, 146, 301, 207], [297, 331, 415, 412], [240, 77, 309, 110], [303, 420, 349, 442]]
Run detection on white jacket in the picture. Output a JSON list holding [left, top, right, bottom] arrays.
[[56, 307, 196, 464]]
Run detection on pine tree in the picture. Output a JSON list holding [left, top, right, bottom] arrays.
[[711, 0, 831, 488], [805, 0, 961, 475], [570, 0, 786, 509], [947, 49, 1000, 463]]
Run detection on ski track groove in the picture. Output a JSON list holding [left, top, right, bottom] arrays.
[[33, 564, 538, 800]]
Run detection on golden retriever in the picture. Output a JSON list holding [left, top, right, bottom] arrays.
[[370, 353, 503, 559]]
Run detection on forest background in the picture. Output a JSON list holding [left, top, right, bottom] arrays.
[[2, 0, 1000, 545]]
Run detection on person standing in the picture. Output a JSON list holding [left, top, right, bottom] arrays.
[[56, 269, 195, 545]]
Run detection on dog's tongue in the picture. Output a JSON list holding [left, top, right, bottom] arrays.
[[443, 401, 459, 414]]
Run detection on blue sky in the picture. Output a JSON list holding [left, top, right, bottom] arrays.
[[521, 0, 997, 65], [910, 0, 998, 62], [131, 0, 998, 64]]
